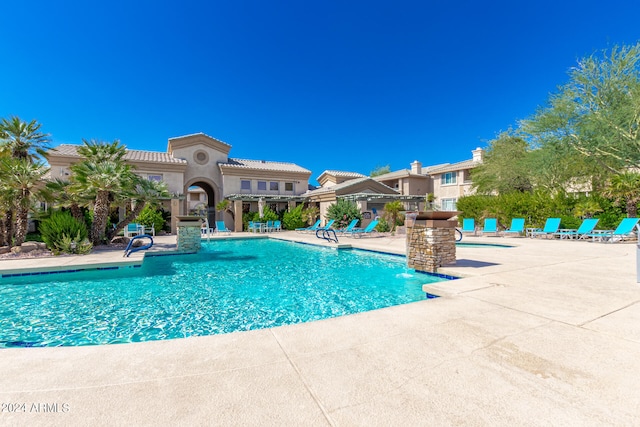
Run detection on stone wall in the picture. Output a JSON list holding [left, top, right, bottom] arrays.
[[406, 225, 456, 273], [177, 223, 202, 252]]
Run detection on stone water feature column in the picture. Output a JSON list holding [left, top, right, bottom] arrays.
[[406, 211, 459, 273], [176, 215, 203, 252]]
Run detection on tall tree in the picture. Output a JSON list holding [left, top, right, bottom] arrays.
[[0, 116, 51, 161], [523, 43, 640, 174], [0, 158, 48, 245], [70, 140, 135, 245], [370, 165, 391, 177], [471, 132, 533, 194]]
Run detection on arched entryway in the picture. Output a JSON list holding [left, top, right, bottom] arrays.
[[184, 180, 217, 227]]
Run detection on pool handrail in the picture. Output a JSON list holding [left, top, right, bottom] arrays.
[[124, 234, 154, 257]]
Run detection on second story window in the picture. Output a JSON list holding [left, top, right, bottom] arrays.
[[441, 172, 457, 185], [270, 182, 279, 191], [285, 182, 294, 192], [257, 181, 267, 191], [241, 180, 251, 191], [148, 174, 163, 182]]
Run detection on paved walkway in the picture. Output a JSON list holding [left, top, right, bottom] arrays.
[[1, 232, 639, 425]]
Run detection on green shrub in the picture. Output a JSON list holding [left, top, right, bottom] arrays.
[[375, 217, 391, 232], [135, 205, 165, 233], [25, 232, 44, 242], [40, 210, 92, 255], [55, 232, 93, 255], [326, 199, 363, 229], [242, 211, 256, 231], [282, 204, 306, 230], [256, 206, 278, 222]]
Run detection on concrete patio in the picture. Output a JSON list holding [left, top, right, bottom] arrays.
[[1, 232, 639, 426]]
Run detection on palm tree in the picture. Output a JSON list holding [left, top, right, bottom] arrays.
[[42, 178, 86, 224], [603, 172, 640, 217], [0, 161, 17, 246], [1, 158, 48, 245], [215, 199, 235, 222], [70, 139, 135, 245], [109, 178, 170, 239], [76, 138, 127, 163], [383, 200, 405, 232], [0, 116, 51, 161], [71, 160, 135, 245]]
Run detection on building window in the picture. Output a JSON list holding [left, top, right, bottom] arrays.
[[270, 182, 279, 191], [441, 172, 457, 185], [441, 198, 457, 211], [284, 182, 294, 192], [257, 181, 267, 191], [241, 180, 251, 191], [269, 203, 277, 212], [147, 174, 163, 182], [242, 202, 251, 213]]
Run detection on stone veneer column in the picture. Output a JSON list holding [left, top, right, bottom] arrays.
[[406, 220, 456, 273], [176, 216, 202, 252]]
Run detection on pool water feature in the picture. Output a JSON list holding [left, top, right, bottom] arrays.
[[0, 239, 448, 348]]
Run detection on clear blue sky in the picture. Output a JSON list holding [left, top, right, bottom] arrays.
[[2, 1, 639, 183]]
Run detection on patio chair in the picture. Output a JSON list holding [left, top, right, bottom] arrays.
[[584, 218, 639, 243], [296, 219, 321, 233], [502, 218, 525, 237], [345, 220, 379, 238], [529, 218, 561, 239], [336, 219, 359, 235], [124, 223, 143, 238], [554, 218, 599, 240], [460, 218, 476, 236], [273, 220, 282, 232], [215, 220, 231, 235], [266, 220, 275, 233], [480, 218, 498, 236], [248, 221, 263, 233]]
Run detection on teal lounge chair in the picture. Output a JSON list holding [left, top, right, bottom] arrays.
[[461, 218, 476, 236], [215, 220, 231, 235], [554, 218, 599, 240], [481, 218, 498, 236], [273, 220, 282, 232], [336, 219, 359, 234], [529, 218, 561, 239], [585, 218, 639, 243], [346, 220, 379, 238], [318, 219, 335, 230], [296, 219, 321, 233], [502, 218, 525, 237]]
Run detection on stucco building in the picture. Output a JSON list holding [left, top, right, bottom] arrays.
[[46, 133, 312, 233]]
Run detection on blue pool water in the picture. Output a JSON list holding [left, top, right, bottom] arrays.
[[0, 239, 448, 348]]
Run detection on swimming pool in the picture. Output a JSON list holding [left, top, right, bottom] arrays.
[[0, 239, 448, 348]]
